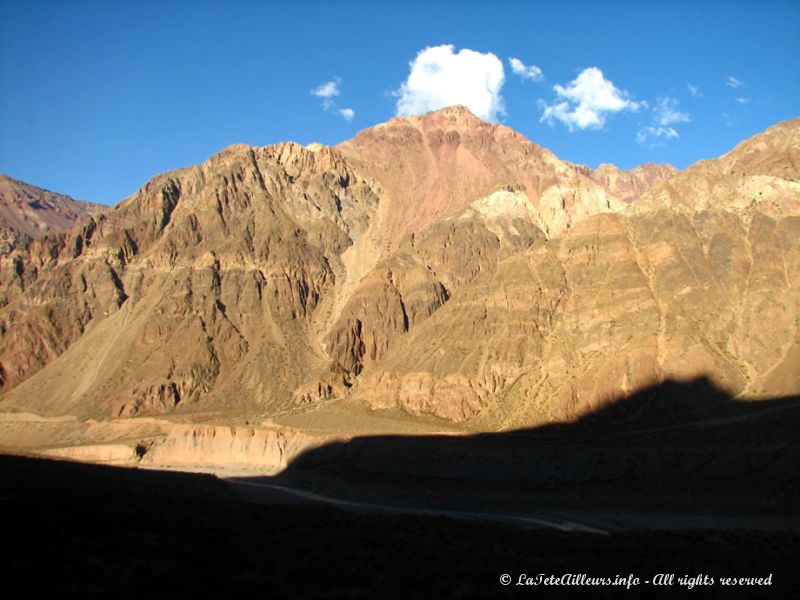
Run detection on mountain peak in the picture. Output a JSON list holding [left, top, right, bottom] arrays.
[[368, 105, 491, 133], [426, 104, 486, 123]]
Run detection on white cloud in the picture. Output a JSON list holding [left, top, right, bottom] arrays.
[[509, 57, 543, 82], [395, 44, 505, 121], [637, 97, 690, 147], [311, 77, 341, 110], [687, 83, 703, 98], [653, 96, 690, 127], [637, 126, 679, 145], [539, 67, 641, 131], [726, 76, 744, 88], [312, 77, 354, 120], [312, 79, 341, 99], [735, 97, 749, 104]]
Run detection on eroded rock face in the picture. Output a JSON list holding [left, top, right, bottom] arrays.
[[336, 104, 640, 244], [589, 163, 678, 203], [353, 119, 800, 425], [0, 143, 381, 418], [0, 109, 797, 428], [142, 424, 321, 470], [0, 174, 105, 256], [325, 263, 449, 375], [359, 371, 504, 422]]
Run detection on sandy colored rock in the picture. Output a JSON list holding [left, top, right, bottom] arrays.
[[0, 174, 105, 255], [0, 109, 797, 430], [142, 424, 322, 471]]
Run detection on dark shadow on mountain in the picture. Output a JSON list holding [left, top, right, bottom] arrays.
[[256, 377, 800, 516]]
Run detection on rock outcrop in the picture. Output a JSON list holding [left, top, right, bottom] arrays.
[[589, 163, 678, 202], [142, 424, 321, 471]]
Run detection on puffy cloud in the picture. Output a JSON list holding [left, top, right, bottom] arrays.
[[311, 77, 341, 110], [539, 67, 642, 131], [735, 97, 749, 104], [396, 45, 505, 121], [687, 83, 703, 98], [637, 96, 690, 147], [311, 79, 340, 99], [338, 108, 355, 121], [509, 57, 543, 82], [726, 76, 744, 88]]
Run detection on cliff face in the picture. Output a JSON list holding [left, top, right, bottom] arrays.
[[0, 143, 381, 417], [0, 175, 105, 256], [1, 109, 797, 428], [347, 120, 800, 426], [589, 163, 678, 202]]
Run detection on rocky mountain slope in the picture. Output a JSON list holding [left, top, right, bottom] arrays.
[[0, 108, 796, 430], [0, 175, 105, 255]]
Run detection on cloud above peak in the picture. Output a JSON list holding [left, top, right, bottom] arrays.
[[509, 57, 543, 82], [726, 76, 744, 88], [637, 96, 690, 147], [653, 96, 690, 127], [311, 77, 354, 120], [311, 77, 341, 110], [539, 67, 641, 131], [396, 45, 505, 122]]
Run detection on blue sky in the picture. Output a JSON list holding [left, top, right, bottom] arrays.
[[1, 0, 798, 204]]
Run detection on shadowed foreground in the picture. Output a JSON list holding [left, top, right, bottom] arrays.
[[1, 454, 797, 598], [250, 378, 800, 522], [3, 378, 800, 598]]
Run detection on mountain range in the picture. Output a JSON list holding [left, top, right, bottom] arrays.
[[1, 106, 797, 433]]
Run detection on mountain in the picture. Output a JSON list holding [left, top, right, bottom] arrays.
[[0, 108, 796, 432], [0, 175, 105, 256], [589, 162, 678, 202]]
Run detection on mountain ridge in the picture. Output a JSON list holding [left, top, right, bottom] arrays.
[[0, 107, 797, 430], [0, 174, 105, 256]]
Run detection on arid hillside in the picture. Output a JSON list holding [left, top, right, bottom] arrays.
[[0, 174, 105, 256], [0, 108, 797, 432]]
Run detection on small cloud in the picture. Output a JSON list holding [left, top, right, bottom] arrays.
[[722, 112, 736, 127], [725, 76, 744, 88], [312, 79, 341, 99], [653, 96, 690, 127], [395, 44, 506, 121], [734, 97, 749, 104], [687, 83, 703, 98], [637, 126, 679, 146], [539, 67, 641, 131], [311, 77, 342, 110], [637, 97, 690, 147], [509, 57, 543, 82], [312, 78, 354, 120]]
